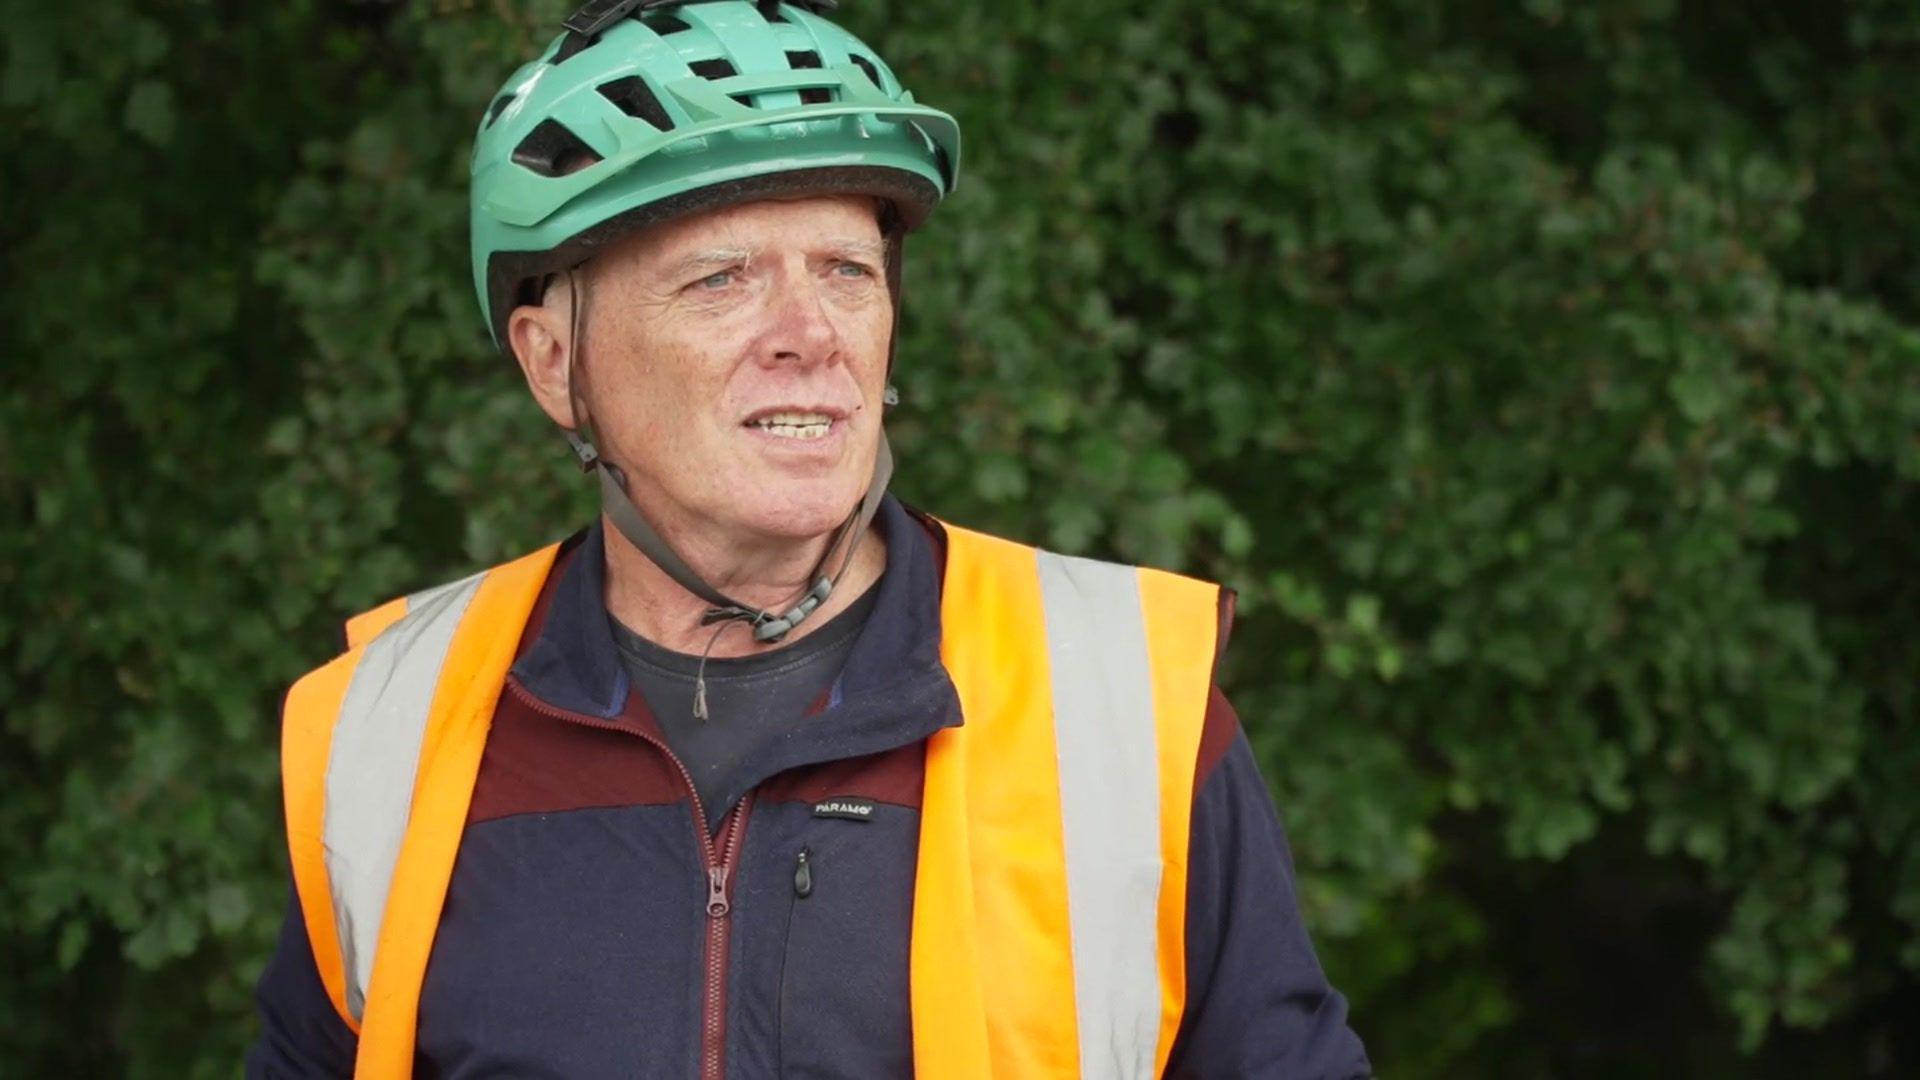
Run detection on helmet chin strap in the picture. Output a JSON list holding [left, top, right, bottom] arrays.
[[589, 432, 894, 643], [558, 262, 899, 717]]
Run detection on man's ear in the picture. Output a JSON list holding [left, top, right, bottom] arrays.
[[507, 282, 576, 430]]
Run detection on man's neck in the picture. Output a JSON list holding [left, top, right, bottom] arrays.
[[599, 509, 887, 659]]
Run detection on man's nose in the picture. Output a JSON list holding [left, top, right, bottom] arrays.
[[761, 270, 843, 365]]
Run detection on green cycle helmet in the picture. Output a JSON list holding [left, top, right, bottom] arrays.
[[469, 0, 961, 352]]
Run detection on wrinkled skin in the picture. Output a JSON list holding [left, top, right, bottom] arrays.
[[506, 194, 894, 651]]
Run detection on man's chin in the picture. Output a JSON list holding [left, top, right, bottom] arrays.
[[721, 478, 868, 543]]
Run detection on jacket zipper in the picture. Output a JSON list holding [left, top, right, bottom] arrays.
[[701, 795, 751, 1080], [505, 677, 752, 1080]]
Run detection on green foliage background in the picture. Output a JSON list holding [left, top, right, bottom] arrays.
[[3, 0, 1916, 1074]]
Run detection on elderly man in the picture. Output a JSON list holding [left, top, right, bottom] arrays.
[[248, 1, 1370, 1077]]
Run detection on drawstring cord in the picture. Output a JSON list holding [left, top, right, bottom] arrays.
[[691, 620, 734, 721]]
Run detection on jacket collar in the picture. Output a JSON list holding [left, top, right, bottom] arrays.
[[508, 494, 963, 779]]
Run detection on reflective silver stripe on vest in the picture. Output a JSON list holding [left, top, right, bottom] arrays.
[[323, 571, 486, 1022], [1036, 552, 1163, 1079]]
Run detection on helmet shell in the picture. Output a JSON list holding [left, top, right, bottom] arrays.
[[470, 1, 961, 349]]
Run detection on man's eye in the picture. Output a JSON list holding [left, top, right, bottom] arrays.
[[696, 270, 735, 290], [834, 261, 873, 278]]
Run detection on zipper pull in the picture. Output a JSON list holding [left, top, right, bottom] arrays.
[[707, 866, 731, 918], [793, 848, 813, 899]]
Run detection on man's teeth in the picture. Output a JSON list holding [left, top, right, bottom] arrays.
[[750, 412, 834, 440]]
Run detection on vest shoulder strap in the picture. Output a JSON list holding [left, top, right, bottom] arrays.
[[279, 542, 560, 1069], [342, 594, 410, 652], [914, 518, 1222, 1080]]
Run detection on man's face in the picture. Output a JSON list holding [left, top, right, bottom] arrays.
[[524, 195, 893, 545]]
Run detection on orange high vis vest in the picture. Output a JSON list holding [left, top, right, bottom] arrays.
[[281, 520, 1221, 1078]]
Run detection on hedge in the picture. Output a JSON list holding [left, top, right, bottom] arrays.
[[2, 1, 1915, 1074]]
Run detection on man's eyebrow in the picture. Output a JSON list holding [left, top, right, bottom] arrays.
[[817, 235, 887, 264], [659, 245, 756, 281]]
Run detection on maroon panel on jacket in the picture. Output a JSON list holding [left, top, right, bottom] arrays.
[[468, 535, 687, 825], [468, 687, 687, 825], [1194, 584, 1244, 798], [754, 742, 926, 810], [1194, 685, 1242, 795]]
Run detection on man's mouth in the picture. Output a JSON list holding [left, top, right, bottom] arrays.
[[744, 410, 839, 441]]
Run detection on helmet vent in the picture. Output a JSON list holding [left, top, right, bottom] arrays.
[[785, 51, 829, 103], [484, 92, 518, 129], [761, 0, 842, 22], [512, 119, 604, 177], [598, 76, 675, 131], [849, 54, 881, 89], [646, 13, 691, 34], [552, 33, 593, 65], [689, 58, 737, 80]]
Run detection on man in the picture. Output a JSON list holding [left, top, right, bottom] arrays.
[[249, 1, 1371, 1076]]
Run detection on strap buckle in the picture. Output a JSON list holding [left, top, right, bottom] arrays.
[[561, 0, 679, 38], [562, 429, 600, 472], [564, 0, 839, 41]]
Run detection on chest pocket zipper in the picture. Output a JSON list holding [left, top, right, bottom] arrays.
[[793, 847, 814, 899], [777, 846, 814, 1074]]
